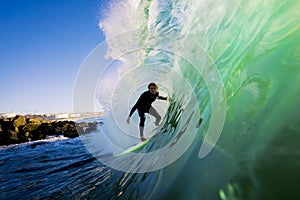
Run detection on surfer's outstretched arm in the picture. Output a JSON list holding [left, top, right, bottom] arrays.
[[158, 96, 168, 101], [156, 92, 168, 101], [127, 103, 138, 124]]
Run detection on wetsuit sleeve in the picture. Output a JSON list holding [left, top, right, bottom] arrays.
[[129, 92, 148, 116], [156, 92, 167, 100], [129, 103, 138, 117], [157, 96, 167, 100]]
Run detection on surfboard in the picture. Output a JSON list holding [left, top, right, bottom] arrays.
[[114, 138, 151, 157]]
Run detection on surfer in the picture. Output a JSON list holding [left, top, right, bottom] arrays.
[[126, 82, 168, 141]]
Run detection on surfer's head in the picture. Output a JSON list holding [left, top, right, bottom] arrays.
[[148, 82, 158, 94]]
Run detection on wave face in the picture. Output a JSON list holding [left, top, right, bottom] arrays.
[[97, 0, 300, 199]]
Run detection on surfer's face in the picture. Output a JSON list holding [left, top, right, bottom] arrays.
[[149, 86, 157, 94]]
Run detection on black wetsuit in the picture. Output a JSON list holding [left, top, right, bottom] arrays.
[[129, 91, 167, 127]]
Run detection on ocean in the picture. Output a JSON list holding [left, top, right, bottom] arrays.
[[1, 0, 300, 199]]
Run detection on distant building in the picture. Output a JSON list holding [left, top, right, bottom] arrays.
[[54, 113, 69, 119], [69, 113, 81, 118]]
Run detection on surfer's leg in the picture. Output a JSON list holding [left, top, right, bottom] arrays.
[[138, 110, 146, 141], [139, 126, 146, 141], [149, 107, 161, 126]]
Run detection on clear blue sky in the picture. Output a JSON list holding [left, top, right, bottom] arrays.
[[0, 0, 109, 114]]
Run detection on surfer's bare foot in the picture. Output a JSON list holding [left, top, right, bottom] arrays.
[[140, 137, 146, 142]]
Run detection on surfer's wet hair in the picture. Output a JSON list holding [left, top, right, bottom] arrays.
[[148, 82, 158, 89]]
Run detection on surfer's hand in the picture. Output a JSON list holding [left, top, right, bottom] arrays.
[[126, 116, 130, 124], [165, 96, 168, 101]]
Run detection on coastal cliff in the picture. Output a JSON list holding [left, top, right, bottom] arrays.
[[0, 115, 100, 146]]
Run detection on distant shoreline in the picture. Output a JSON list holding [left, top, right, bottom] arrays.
[[0, 114, 102, 146], [0, 111, 105, 121]]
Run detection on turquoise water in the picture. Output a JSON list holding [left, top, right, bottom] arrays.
[[97, 0, 300, 199]]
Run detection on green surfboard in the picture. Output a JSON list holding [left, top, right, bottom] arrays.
[[114, 138, 151, 157]]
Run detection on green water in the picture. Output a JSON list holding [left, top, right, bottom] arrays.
[[99, 0, 300, 199]]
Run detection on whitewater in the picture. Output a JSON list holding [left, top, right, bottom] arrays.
[[1, 0, 300, 199]]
